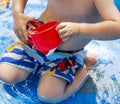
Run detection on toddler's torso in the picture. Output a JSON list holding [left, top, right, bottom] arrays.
[[40, 0, 102, 51]]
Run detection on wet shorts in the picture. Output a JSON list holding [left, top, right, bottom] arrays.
[[0, 41, 86, 84]]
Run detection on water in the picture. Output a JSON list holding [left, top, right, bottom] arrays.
[[0, 0, 120, 104]]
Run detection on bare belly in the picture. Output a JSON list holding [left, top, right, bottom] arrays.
[[57, 35, 91, 51], [40, 12, 91, 51]]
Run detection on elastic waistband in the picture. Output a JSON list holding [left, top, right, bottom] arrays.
[[55, 48, 83, 54]]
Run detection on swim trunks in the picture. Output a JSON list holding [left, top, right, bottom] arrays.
[[0, 41, 86, 84]]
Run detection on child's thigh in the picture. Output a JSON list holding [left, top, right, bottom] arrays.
[[0, 63, 29, 83], [37, 74, 67, 98]]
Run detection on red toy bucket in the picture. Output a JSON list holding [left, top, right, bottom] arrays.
[[27, 21, 62, 55]]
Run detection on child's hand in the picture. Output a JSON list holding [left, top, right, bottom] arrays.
[[56, 22, 80, 41], [13, 13, 35, 43]]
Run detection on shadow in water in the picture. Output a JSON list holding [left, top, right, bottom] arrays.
[[79, 76, 98, 93]]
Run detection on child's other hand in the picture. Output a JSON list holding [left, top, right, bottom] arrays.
[[56, 22, 80, 41], [13, 13, 35, 43]]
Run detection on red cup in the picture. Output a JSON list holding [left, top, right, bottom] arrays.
[[27, 21, 62, 55]]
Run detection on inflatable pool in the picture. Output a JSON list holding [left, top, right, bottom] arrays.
[[0, 0, 120, 104]]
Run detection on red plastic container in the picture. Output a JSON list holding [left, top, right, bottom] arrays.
[[27, 21, 62, 55]]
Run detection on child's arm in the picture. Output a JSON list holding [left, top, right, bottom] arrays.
[[56, 0, 120, 41], [12, 0, 35, 42], [78, 0, 120, 40]]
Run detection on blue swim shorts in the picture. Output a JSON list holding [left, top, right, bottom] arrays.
[[0, 41, 86, 84]]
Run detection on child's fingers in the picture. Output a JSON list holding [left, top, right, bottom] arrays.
[[56, 22, 66, 31]]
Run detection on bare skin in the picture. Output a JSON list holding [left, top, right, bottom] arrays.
[[12, 0, 120, 48], [0, 0, 120, 103]]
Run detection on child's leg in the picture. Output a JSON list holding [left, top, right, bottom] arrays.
[[37, 50, 97, 103], [37, 74, 67, 103], [37, 65, 92, 103], [64, 65, 91, 94], [37, 64, 93, 103], [38, 74, 67, 98], [0, 63, 29, 84], [0, 41, 37, 84], [65, 50, 98, 94]]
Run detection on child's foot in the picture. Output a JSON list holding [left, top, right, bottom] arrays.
[[84, 49, 98, 68]]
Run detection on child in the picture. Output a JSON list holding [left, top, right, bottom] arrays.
[[0, 0, 120, 103]]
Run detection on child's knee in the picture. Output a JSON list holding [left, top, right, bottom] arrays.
[[1, 76, 19, 84], [0, 64, 29, 84], [37, 85, 65, 103], [37, 74, 67, 99], [37, 86, 64, 99], [37, 90, 65, 104], [37, 93, 65, 104], [0, 73, 27, 84], [84, 49, 98, 67]]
